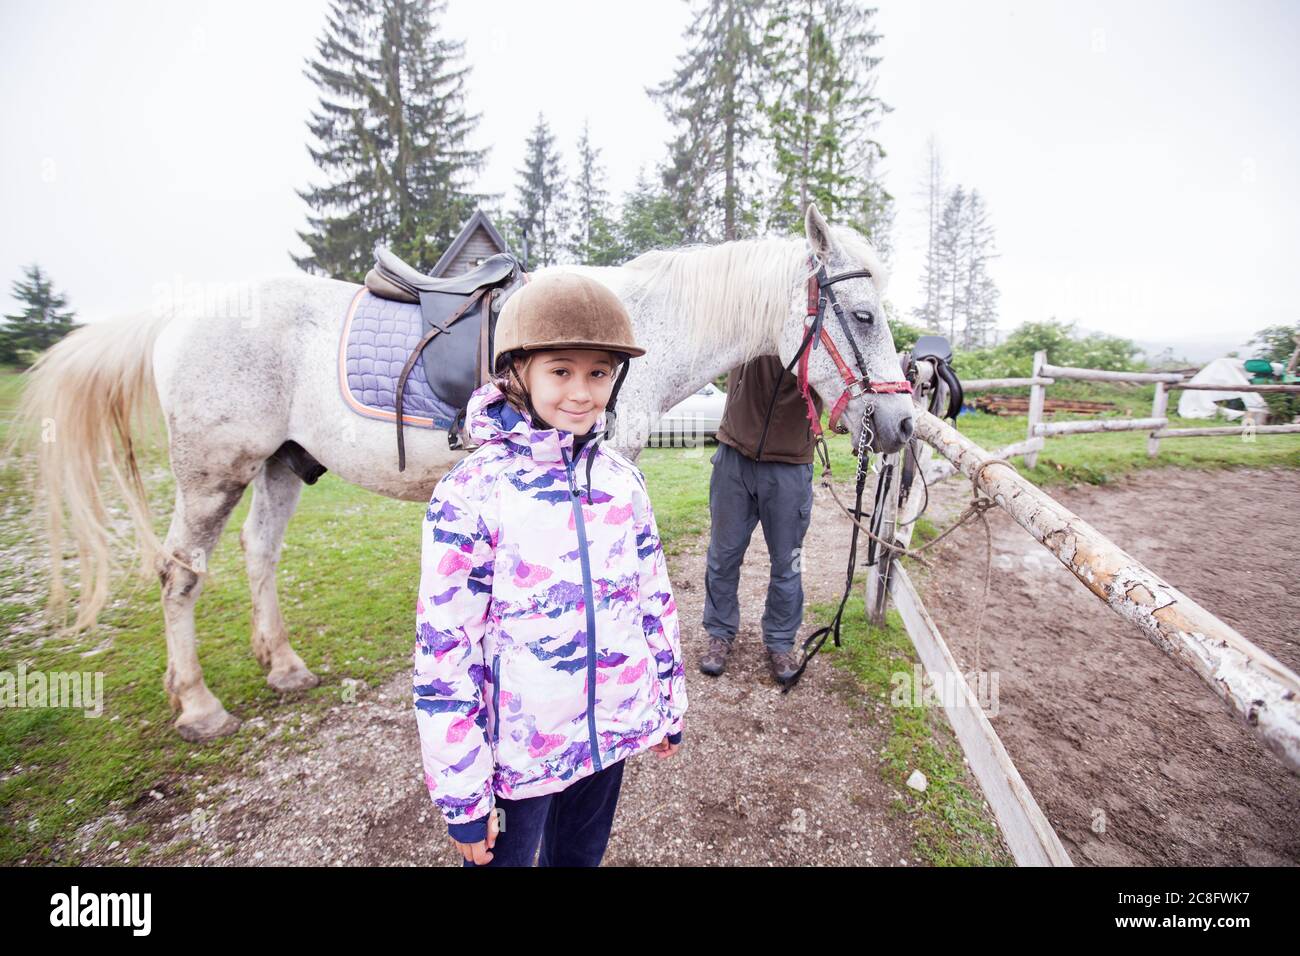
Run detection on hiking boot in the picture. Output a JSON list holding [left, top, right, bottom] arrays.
[[768, 648, 801, 687], [700, 636, 733, 676]]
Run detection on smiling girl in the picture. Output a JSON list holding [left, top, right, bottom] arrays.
[[413, 272, 687, 867]]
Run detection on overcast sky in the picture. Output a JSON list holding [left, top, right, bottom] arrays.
[[3, 0, 1297, 358]]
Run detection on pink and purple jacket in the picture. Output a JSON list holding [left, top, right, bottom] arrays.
[[414, 381, 687, 841]]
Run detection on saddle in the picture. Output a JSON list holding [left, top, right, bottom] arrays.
[[365, 247, 525, 469]]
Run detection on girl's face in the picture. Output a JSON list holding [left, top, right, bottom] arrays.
[[517, 348, 617, 436]]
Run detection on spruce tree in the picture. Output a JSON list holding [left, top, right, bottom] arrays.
[[764, 0, 891, 244], [912, 137, 945, 330], [936, 185, 967, 344], [618, 167, 686, 258], [513, 113, 568, 269], [568, 122, 621, 266], [295, 0, 487, 280], [960, 190, 999, 347], [927, 183, 1000, 346], [1, 264, 79, 365], [650, 0, 768, 241]]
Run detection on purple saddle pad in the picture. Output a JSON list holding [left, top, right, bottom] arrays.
[[337, 289, 457, 430]]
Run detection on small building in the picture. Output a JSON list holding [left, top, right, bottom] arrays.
[[431, 209, 510, 277]]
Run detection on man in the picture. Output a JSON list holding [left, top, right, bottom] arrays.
[[701, 354, 824, 686]]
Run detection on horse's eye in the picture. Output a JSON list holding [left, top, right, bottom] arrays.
[[852, 310, 875, 325]]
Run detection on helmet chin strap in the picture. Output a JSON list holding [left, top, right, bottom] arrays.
[[507, 359, 551, 429]]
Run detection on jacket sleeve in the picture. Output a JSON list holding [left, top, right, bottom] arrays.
[[633, 473, 687, 742], [414, 463, 498, 840]]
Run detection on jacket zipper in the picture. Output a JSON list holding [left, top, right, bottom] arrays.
[[561, 443, 603, 773], [491, 653, 501, 746]]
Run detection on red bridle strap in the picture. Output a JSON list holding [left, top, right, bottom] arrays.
[[800, 271, 913, 434]]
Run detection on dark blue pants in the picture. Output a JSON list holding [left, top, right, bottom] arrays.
[[463, 758, 625, 867]]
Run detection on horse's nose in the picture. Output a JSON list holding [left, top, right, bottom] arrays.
[[898, 415, 914, 441]]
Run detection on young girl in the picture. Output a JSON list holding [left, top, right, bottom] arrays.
[[414, 272, 687, 867]]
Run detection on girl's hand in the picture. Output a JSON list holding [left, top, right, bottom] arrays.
[[650, 732, 682, 760], [451, 806, 500, 865]]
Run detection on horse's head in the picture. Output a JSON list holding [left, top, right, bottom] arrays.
[[785, 203, 915, 454]]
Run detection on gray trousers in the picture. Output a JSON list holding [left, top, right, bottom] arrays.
[[703, 441, 814, 653]]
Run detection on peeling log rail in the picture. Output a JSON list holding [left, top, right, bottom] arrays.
[[960, 351, 1300, 466], [912, 409, 1300, 777]]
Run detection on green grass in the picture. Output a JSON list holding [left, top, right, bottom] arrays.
[[809, 586, 1012, 867], [0, 460, 430, 864]]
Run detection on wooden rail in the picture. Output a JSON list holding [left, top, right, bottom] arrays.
[[1021, 351, 1295, 462]]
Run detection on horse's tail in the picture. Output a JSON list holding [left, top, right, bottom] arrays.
[[5, 311, 175, 632]]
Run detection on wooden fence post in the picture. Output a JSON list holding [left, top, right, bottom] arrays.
[[1024, 350, 1047, 468], [1148, 382, 1168, 458]]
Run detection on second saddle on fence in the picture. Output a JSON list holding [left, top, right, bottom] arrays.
[[365, 246, 525, 469]]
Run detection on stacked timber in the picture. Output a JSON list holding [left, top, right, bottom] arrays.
[[974, 394, 1117, 416]]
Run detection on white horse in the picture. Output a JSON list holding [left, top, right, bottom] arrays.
[[12, 204, 913, 741]]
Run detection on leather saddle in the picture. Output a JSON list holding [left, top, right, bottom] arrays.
[[365, 247, 524, 469]]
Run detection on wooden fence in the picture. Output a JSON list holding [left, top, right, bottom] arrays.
[[962, 350, 1300, 467]]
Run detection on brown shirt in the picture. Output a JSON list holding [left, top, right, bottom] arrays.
[[715, 355, 824, 464]]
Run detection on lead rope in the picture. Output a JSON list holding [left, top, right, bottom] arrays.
[[788, 434, 1013, 689]]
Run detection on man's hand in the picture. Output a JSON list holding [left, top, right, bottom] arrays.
[[451, 806, 500, 865]]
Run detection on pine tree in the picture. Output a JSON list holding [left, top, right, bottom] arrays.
[[1, 264, 80, 365], [513, 113, 568, 269], [650, 0, 768, 241], [618, 167, 686, 258], [926, 183, 1000, 347], [911, 137, 945, 331], [936, 185, 967, 344], [960, 190, 999, 347], [567, 122, 621, 266], [764, 0, 891, 244], [294, 0, 487, 280]]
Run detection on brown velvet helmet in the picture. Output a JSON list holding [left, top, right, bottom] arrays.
[[492, 272, 645, 374]]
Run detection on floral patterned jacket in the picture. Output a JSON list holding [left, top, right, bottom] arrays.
[[414, 381, 687, 842]]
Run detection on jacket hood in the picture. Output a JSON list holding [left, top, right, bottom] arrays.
[[465, 381, 605, 465]]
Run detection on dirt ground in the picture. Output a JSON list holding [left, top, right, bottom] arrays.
[[66, 463, 1297, 867], [70, 473, 966, 868], [915, 466, 1300, 866]]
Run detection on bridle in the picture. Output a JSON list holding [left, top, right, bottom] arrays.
[[755, 256, 913, 461], [752, 253, 915, 691]]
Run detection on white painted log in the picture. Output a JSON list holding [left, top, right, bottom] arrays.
[[1151, 424, 1300, 438], [916, 410, 1300, 777], [1148, 382, 1168, 458], [924, 436, 1045, 485], [1039, 363, 1184, 384], [889, 566, 1074, 866], [1169, 382, 1300, 394], [1033, 417, 1168, 436], [1025, 351, 1047, 468], [962, 377, 1056, 391]]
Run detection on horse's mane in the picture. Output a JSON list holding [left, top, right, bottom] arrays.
[[621, 227, 889, 362]]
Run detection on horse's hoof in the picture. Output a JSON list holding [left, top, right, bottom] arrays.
[[174, 707, 241, 742], [267, 665, 320, 693]]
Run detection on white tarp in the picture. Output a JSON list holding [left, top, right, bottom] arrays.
[[1176, 357, 1270, 421]]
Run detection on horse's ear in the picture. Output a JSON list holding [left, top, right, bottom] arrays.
[[805, 203, 834, 263]]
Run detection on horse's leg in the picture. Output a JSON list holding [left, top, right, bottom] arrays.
[[158, 469, 255, 742], [240, 455, 318, 692]]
